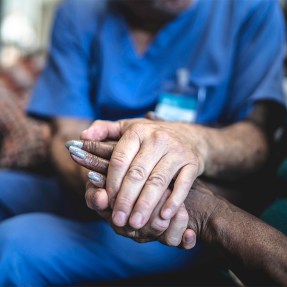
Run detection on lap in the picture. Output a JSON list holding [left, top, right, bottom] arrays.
[[0, 169, 92, 220], [0, 213, 205, 286], [0, 171, 208, 285], [0, 169, 65, 218]]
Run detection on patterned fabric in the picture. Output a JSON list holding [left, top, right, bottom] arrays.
[[0, 52, 51, 170]]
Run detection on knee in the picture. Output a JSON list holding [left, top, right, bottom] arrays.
[[0, 214, 57, 286]]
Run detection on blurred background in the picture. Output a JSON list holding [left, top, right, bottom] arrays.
[[0, 0, 285, 65], [0, 0, 285, 66], [0, 0, 60, 67], [0, 0, 287, 171], [0, 0, 60, 170]]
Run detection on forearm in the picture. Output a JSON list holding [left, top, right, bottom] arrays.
[[173, 120, 268, 180], [184, 180, 287, 285], [50, 135, 86, 194], [207, 200, 287, 285], [50, 118, 91, 194], [200, 121, 268, 179], [196, 101, 285, 180]]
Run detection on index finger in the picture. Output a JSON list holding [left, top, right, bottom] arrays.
[[66, 140, 115, 160], [69, 146, 109, 174]]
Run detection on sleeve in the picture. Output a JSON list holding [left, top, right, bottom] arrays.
[[227, 0, 286, 121], [27, 0, 96, 119]]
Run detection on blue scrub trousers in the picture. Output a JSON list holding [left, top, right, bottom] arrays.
[[0, 170, 205, 286]]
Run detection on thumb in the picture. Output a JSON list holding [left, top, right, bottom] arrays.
[[80, 120, 121, 141], [81, 118, 144, 141]]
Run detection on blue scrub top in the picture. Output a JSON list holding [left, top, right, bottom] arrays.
[[28, 0, 286, 126]]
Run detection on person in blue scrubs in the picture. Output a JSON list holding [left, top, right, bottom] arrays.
[[0, 0, 286, 286]]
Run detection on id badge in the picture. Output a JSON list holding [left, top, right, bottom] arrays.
[[155, 92, 198, 122], [155, 69, 206, 123]]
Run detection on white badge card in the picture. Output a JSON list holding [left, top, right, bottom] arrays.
[[155, 92, 198, 122], [155, 69, 204, 123]]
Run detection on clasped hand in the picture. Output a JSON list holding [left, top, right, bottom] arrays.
[[68, 118, 207, 248]]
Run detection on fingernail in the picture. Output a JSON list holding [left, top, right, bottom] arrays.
[[65, 140, 83, 149], [69, 146, 86, 159], [88, 171, 101, 182], [185, 234, 195, 244], [112, 211, 127, 227], [162, 208, 173, 220], [130, 212, 144, 229], [183, 233, 196, 249]]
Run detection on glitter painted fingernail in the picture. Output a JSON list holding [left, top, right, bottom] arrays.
[[65, 140, 84, 149], [88, 171, 101, 182], [69, 146, 86, 159]]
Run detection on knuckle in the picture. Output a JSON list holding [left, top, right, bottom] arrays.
[[147, 173, 167, 188], [128, 124, 145, 141], [167, 201, 182, 216], [137, 198, 153, 211], [150, 219, 169, 233], [152, 130, 169, 143], [179, 177, 192, 188], [175, 207, 189, 223], [86, 155, 100, 168], [84, 141, 98, 153], [106, 186, 118, 198], [115, 195, 134, 210], [127, 165, 148, 182], [85, 189, 100, 210], [188, 157, 200, 169], [131, 123, 145, 133], [187, 159, 202, 176], [165, 236, 181, 247], [110, 152, 128, 169], [173, 141, 187, 155]]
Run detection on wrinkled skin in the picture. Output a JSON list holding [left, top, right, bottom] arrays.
[[68, 140, 287, 285], [79, 119, 206, 231], [67, 139, 220, 249], [66, 102, 279, 248]]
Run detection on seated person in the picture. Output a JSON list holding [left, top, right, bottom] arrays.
[[0, 51, 50, 170], [0, 0, 286, 286], [68, 138, 287, 286]]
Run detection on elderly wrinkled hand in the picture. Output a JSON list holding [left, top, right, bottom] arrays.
[[77, 119, 206, 231], [66, 139, 197, 249]]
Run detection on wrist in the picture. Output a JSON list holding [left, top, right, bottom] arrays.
[[191, 124, 211, 176], [176, 123, 209, 175], [203, 198, 232, 245], [185, 180, 224, 241]]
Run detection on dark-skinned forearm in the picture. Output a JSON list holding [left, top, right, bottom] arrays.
[[50, 118, 91, 194], [206, 200, 287, 285], [68, 138, 287, 284], [50, 134, 87, 194]]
